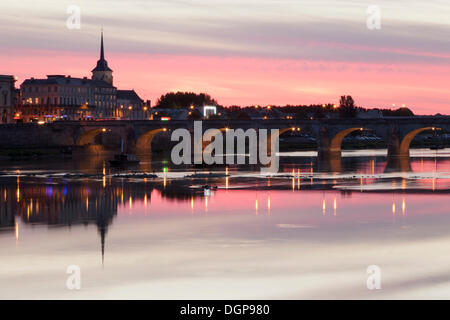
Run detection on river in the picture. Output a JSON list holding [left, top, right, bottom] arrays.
[[0, 148, 449, 299]]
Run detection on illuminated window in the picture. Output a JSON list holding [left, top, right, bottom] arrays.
[[203, 106, 217, 117]]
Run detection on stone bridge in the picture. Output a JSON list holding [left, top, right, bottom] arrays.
[[0, 116, 449, 171]]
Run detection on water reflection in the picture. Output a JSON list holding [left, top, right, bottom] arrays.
[[0, 149, 449, 272]]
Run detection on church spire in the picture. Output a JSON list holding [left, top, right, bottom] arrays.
[[92, 30, 112, 72], [92, 29, 113, 84], [100, 29, 105, 61]]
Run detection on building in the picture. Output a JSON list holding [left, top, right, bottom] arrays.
[[17, 31, 146, 122], [116, 90, 149, 119], [0, 75, 17, 123], [20, 74, 116, 121]]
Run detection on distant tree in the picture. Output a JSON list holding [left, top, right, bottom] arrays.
[[382, 107, 414, 117], [339, 95, 357, 118], [155, 92, 218, 109], [228, 105, 242, 112], [235, 110, 251, 120]]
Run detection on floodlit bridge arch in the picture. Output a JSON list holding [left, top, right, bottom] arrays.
[[398, 127, 441, 157], [135, 128, 168, 154], [329, 127, 364, 154], [77, 128, 108, 146]]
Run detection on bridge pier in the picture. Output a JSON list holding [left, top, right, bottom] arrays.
[[316, 127, 344, 172]]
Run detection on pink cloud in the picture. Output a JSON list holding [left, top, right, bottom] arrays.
[[3, 49, 449, 114]]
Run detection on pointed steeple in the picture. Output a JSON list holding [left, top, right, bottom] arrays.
[[100, 29, 105, 61], [92, 30, 112, 73]]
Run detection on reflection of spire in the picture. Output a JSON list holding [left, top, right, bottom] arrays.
[[96, 210, 110, 267], [99, 226, 106, 266]]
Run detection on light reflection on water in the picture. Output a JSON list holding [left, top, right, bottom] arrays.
[[0, 149, 449, 299]]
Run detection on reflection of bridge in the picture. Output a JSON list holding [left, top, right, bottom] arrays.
[[0, 117, 449, 171]]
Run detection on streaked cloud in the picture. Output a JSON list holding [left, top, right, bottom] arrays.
[[1, 0, 449, 113]]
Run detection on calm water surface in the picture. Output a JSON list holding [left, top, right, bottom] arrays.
[[0, 149, 449, 299]]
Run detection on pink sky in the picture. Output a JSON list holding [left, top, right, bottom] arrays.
[[1, 0, 450, 114]]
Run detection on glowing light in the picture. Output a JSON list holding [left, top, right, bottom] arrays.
[[225, 167, 229, 189], [322, 198, 326, 215], [333, 196, 337, 216], [402, 197, 406, 216], [203, 105, 217, 117]]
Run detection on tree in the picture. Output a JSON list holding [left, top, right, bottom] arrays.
[[155, 92, 218, 109], [382, 107, 414, 117], [339, 95, 357, 118]]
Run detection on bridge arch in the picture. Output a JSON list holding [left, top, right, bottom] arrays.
[[399, 127, 440, 156], [329, 127, 364, 153], [135, 128, 167, 154], [261, 127, 300, 157], [77, 128, 108, 146]]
